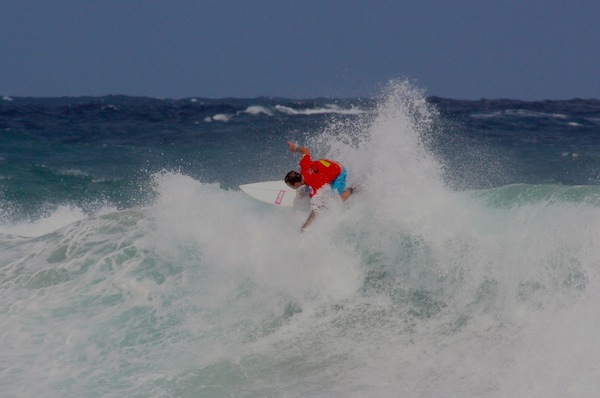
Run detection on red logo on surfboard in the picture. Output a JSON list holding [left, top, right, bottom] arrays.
[[275, 190, 286, 205]]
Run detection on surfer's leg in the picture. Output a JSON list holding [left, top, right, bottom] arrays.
[[340, 186, 357, 201], [341, 189, 351, 201]]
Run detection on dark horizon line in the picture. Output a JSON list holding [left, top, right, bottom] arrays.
[[2, 93, 599, 103]]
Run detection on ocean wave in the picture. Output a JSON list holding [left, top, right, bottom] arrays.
[[204, 113, 232, 122], [470, 109, 570, 119], [469, 183, 600, 208], [3, 83, 600, 397], [203, 103, 369, 122], [0, 204, 118, 237], [275, 103, 369, 115], [3, 167, 600, 396], [241, 105, 273, 116]]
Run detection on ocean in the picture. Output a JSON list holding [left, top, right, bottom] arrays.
[[2, 80, 600, 397]]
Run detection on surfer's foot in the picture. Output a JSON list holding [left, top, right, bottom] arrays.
[[341, 185, 359, 201]]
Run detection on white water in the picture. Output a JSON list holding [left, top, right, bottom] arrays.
[[2, 81, 600, 397]]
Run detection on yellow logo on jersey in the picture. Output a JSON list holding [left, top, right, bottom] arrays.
[[318, 159, 331, 167]]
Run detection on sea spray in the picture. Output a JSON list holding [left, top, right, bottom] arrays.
[[2, 82, 600, 396], [137, 83, 600, 396], [297, 81, 600, 396]]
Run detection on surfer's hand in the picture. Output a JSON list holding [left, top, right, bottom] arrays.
[[287, 141, 298, 152]]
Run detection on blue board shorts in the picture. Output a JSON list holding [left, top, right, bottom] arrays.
[[330, 167, 347, 195]]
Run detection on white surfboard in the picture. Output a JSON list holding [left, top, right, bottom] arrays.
[[240, 181, 304, 207]]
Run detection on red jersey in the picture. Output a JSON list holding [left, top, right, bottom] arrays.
[[299, 154, 342, 197]]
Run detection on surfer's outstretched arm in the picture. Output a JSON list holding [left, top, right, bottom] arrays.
[[301, 209, 318, 233], [287, 141, 309, 157]]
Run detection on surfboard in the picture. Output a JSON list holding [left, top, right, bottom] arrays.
[[239, 181, 304, 207]]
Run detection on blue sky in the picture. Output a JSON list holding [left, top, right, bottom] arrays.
[[1, 0, 598, 100]]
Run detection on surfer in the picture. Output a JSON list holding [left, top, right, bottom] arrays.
[[285, 141, 355, 232]]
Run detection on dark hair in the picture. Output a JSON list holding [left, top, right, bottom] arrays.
[[285, 170, 302, 185]]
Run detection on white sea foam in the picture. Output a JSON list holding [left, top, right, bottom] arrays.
[[55, 168, 90, 177], [205, 104, 367, 122], [472, 109, 569, 119], [206, 113, 232, 122], [212, 113, 232, 122], [0, 205, 116, 237], [241, 105, 273, 116], [275, 104, 369, 115]]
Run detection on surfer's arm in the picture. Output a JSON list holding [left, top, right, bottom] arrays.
[[301, 192, 323, 232], [301, 209, 318, 233], [287, 141, 309, 157]]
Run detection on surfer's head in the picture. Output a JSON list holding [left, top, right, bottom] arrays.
[[285, 170, 303, 188]]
